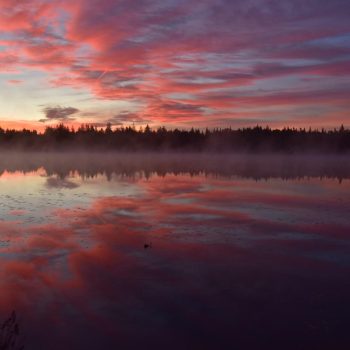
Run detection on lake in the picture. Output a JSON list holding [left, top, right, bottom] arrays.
[[0, 153, 349, 350]]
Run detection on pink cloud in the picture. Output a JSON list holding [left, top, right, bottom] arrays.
[[0, 0, 349, 128]]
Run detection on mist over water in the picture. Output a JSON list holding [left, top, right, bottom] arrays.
[[0, 153, 349, 349], [0, 152, 350, 180]]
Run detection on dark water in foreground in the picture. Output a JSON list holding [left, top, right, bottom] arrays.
[[0, 154, 349, 349]]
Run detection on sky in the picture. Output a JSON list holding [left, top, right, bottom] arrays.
[[0, 0, 349, 131]]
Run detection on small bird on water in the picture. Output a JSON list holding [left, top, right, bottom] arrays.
[[144, 242, 152, 249]]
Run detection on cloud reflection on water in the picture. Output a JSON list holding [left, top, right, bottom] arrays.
[[0, 155, 348, 349]]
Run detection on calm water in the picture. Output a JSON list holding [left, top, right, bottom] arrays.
[[0, 154, 349, 350]]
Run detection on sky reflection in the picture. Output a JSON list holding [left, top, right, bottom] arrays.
[[0, 158, 349, 349]]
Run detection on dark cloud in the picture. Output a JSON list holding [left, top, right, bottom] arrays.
[[106, 112, 150, 126], [161, 102, 203, 113], [40, 106, 79, 123], [86, 111, 150, 128], [46, 177, 79, 189]]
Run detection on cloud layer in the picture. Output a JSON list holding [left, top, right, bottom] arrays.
[[0, 0, 350, 128]]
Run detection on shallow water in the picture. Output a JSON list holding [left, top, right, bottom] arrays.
[[0, 154, 349, 349]]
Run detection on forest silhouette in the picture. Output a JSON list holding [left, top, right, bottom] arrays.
[[0, 124, 349, 152]]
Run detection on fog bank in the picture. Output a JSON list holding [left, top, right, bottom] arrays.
[[0, 152, 349, 181]]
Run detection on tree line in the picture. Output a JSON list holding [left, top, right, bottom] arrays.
[[0, 123, 349, 153]]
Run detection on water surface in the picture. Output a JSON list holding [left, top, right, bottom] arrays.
[[0, 154, 349, 349]]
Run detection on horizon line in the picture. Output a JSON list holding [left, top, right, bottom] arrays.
[[0, 123, 348, 134]]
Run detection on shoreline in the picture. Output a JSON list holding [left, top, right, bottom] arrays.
[[0, 152, 348, 181]]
